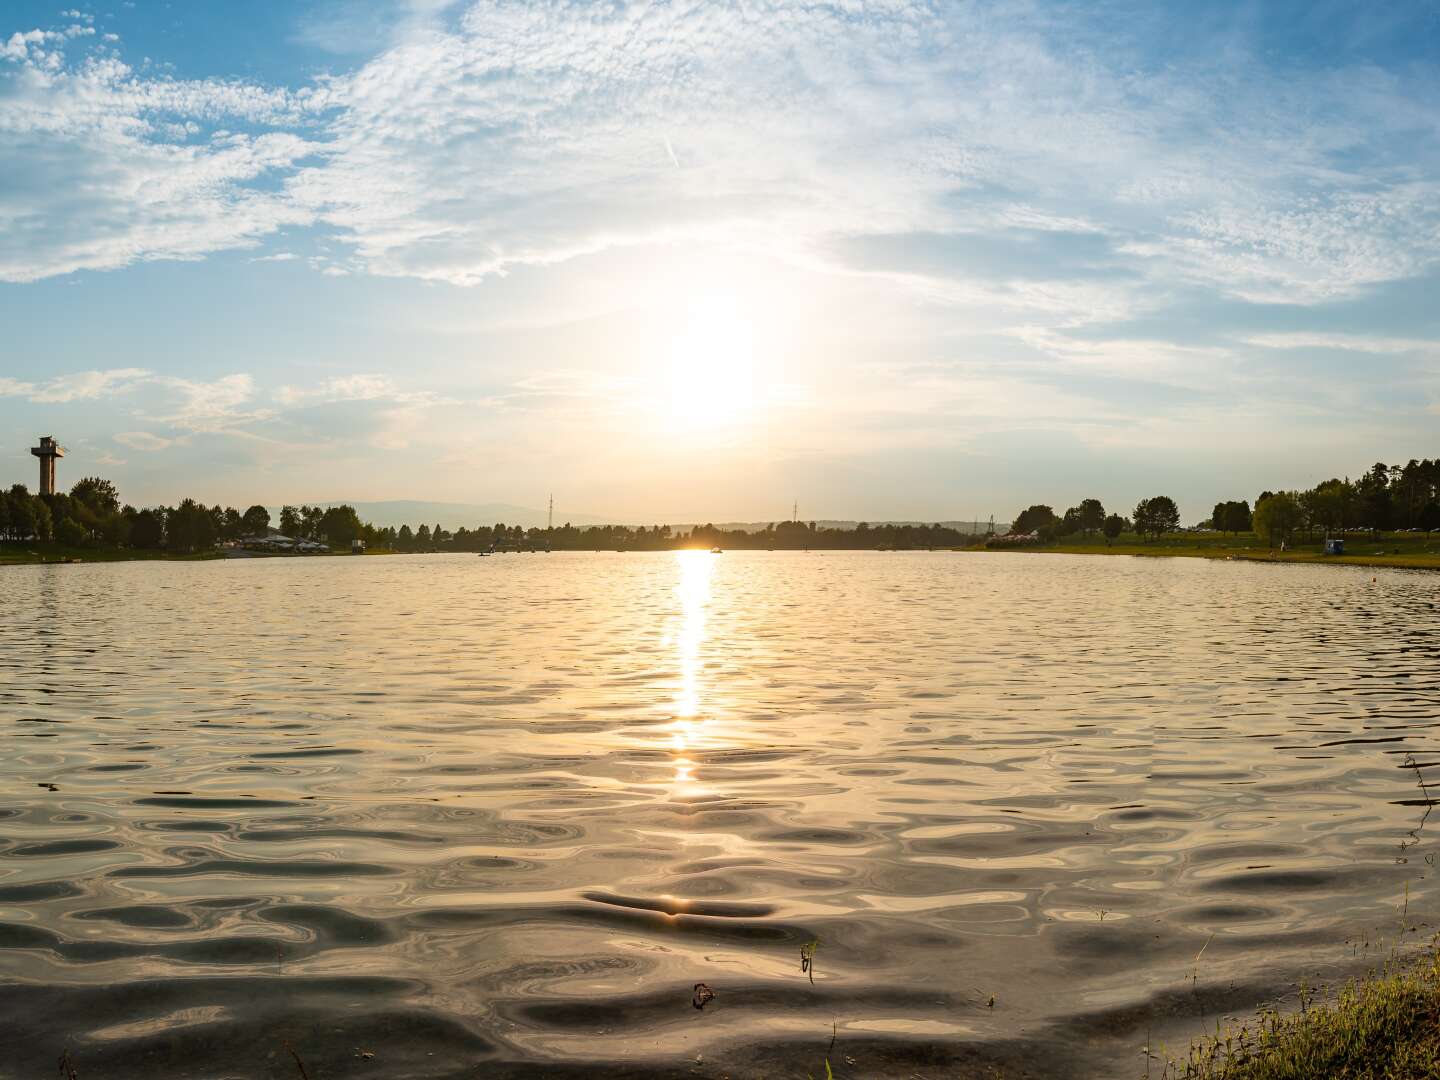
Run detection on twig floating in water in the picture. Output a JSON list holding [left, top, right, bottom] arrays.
[[284, 1041, 310, 1080]]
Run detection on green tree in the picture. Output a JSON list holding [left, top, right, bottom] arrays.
[[30, 497, 52, 541], [1012, 505, 1057, 535], [70, 477, 120, 515], [1253, 492, 1303, 548], [1224, 500, 1252, 534], [319, 505, 363, 545], [1075, 498, 1105, 535], [129, 508, 164, 549], [1421, 502, 1440, 535], [1133, 496, 1179, 541], [241, 505, 272, 536], [166, 499, 217, 553], [1102, 513, 1126, 545], [55, 516, 87, 546], [279, 505, 302, 536]]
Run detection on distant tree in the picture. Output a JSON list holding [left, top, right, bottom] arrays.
[[30, 497, 52, 541], [241, 504, 271, 536], [1253, 492, 1303, 548], [301, 505, 324, 541], [166, 499, 217, 553], [55, 516, 87, 547], [219, 507, 243, 541], [397, 524, 414, 550], [1102, 513, 1126, 545], [1421, 502, 1440, 536], [1223, 500, 1252, 534], [70, 477, 120, 515], [1076, 498, 1105, 536], [279, 505, 302, 536], [319, 505, 363, 545], [1133, 496, 1179, 541], [1012, 505, 1057, 535], [1357, 462, 1393, 534], [416, 523, 432, 549], [128, 508, 164, 549]]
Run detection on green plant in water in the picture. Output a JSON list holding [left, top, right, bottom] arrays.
[[801, 937, 820, 985]]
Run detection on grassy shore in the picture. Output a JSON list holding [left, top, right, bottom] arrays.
[[0, 544, 227, 566], [982, 531, 1440, 572], [0, 544, 392, 566], [1168, 947, 1440, 1078]]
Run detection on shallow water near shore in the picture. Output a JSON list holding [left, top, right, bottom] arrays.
[[2, 550, 1438, 1078]]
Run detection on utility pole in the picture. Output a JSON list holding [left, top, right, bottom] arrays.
[[793, 499, 798, 524], [548, 494, 554, 531]]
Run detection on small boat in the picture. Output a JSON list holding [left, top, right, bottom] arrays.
[[710, 546, 723, 554]]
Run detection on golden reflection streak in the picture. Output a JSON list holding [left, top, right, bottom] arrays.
[[670, 550, 715, 794]]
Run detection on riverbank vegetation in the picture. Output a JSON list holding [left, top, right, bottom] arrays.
[[1168, 946, 1440, 1079]]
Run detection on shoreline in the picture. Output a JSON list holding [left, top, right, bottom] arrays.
[[980, 543, 1440, 572], [6, 538, 1440, 572]]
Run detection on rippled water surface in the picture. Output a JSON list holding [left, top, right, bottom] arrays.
[[3, 551, 1439, 1078]]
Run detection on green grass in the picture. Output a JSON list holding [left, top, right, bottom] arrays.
[[0, 543, 226, 566], [1167, 948, 1440, 1079], [983, 531, 1440, 572]]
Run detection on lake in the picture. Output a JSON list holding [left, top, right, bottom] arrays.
[[1, 551, 1436, 1078]]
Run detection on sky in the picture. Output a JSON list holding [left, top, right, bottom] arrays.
[[2, 1, 1439, 525]]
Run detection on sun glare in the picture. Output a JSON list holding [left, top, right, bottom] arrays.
[[666, 294, 756, 429]]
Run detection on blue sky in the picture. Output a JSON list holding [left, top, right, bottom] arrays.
[[2, 1, 1439, 523]]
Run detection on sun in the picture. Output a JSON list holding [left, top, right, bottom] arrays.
[[666, 294, 756, 429]]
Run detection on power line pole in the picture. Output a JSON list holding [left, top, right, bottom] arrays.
[[548, 494, 553, 531], [793, 498, 798, 524]]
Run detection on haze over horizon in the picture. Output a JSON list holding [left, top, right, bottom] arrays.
[[4, 1, 1440, 523]]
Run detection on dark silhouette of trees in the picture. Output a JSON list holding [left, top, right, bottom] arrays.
[[1253, 492, 1303, 547], [241, 505, 271, 536], [1102, 514, 1126, 545], [1133, 496, 1179, 540], [1210, 500, 1251, 535], [70, 477, 119, 515], [1012, 505, 1057, 535]]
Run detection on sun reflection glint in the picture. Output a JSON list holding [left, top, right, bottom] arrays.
[[670, 550, 715, 793]]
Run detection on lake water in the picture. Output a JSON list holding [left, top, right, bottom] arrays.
[[1, 551, 1437, 1078]]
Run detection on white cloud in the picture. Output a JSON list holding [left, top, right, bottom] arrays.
[[0, 366, 150, 401], [2, 1, 1439, 320], [114, 431, 171, 451], [150, 373, 272, 433], [1240, 332, 1440, 355], [0, 34, 320, 281]]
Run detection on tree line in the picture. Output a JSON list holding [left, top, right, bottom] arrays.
[[1003, 457, 1440, 549], [0, 481, 370, 554], [1007, 496, 1180, 544], [0, 477, 983, 553]]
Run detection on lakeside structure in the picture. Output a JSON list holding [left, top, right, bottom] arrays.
[[30, 435, 64, 496]]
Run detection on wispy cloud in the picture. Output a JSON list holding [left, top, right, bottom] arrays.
[[114, 431, 171, 451], [4, 1, 1438, 314], [0, 366, 150, 402]]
